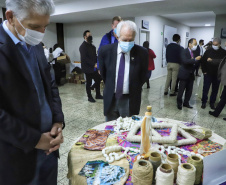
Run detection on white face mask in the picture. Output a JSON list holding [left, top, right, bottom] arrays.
[[212, 45, 219, 50], [15, 18, 45, 46], [191, 45, 197, 51]]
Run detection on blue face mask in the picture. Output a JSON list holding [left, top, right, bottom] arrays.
[[113, 28, 117, 35], [119, 41, 135, 53]]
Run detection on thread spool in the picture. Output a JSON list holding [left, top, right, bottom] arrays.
[[176, 163, 196, 185], [156, 163, 174, 185], [187, 156, 203, 184], [132, 160, 153, 185], [166, 154, 179, 181], [149, 151, 162, 183]]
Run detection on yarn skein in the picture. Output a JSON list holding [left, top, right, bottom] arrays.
[[156, 163, 174, 185], [187, 156, 203, 184], [166, 154, 179, 181], [149, 151, 162, 183], [132, 160, 153, 185], [176, 163, 196, 185]]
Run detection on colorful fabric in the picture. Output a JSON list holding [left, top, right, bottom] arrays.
[[77, 130, 111, 150], [79, 160, 125, 185], [105, 125, 115, 132]]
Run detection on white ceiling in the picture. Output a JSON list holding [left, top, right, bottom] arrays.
[[161, 11, 216, 27], [1, 0, 226, 27]]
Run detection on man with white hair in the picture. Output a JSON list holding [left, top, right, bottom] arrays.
[[99, 20, 148, 121], [201, 37, 226, 109], [0, 0, 64, 184]]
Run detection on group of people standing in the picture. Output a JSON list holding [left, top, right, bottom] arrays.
[[164, 34, 226, 121]]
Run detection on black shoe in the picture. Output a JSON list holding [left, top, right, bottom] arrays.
[[177, 105, 182, 110], [96, 95, 103, 99], [170, 93, 177, 96], [147, 85, 150, 89], [88, 97, 96, 103], [183, 104, 193, 109], [164, 92, 168, 95], [201, 103, 206, 109], [209, 111, 218, 117], [90, 86, 95, 90], [175, 89, 178, 93], [223, 118, 226, 121], [210, 103, 215, 110]]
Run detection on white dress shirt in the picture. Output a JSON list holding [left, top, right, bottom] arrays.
[[115, 44, 130, 94]]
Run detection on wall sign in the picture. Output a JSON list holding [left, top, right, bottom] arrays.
[[142, 20, 149, 30], [221, 28, 226, 38]]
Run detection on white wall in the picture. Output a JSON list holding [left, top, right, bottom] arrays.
[[64, 18, 134, 62], [42, 23, 57, 49], [214, 14, 226, 47], [135, 16, 190, 80], [190, 27, 214, 45]]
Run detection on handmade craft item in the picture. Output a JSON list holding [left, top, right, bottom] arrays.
[[149, 151, 162, 183], [187, 156, 203, 184], [102, 146, 139, 163], [114, 117, 142, 133], [166, 154, 179, 181], [155, 163, 174, 185], [140, 106, 152, 158], [127, 122, 178, 144], [183, 127, 212, 140], [132, 160, 153, 185], [176, 163, 196, 185]]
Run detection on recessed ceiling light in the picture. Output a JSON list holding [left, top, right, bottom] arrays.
[[205, 24, 211, 26]]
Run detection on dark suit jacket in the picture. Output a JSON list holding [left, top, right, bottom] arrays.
[[166, 43, 182, 64], [193, 45, 201, 57], [0, 24, 64, 184], [79, 41, 97, 74], [98, 43, 148, 116], [178, 48, 199, 80]]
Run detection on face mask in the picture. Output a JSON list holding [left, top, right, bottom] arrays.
[[191, 45, 197, 51], [119, 41, 135, 53], [15, 18, 45, 46], [113, 28, 117, 35], [212, 45, 219, 50], [87, 36, 93, 43]]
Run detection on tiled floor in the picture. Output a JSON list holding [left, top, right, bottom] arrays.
[[57, 75, 226, 184]]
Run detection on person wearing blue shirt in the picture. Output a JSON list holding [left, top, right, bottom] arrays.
[[91, 16, 122, 90]]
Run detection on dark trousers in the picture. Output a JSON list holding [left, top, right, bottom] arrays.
[[106, 94, 131, 121], [146, 70, 152, 87], [177, 79, 194, 106], [28, 150, 58, 185], [202, 74, 220, 104], [85, 71, 101, 98], [195, 63, 200, 75], [213, 86, 226, 116]]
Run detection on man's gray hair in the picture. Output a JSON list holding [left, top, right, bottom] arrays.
[[5, 0, 55, 20], [213, 37, 221, 44], [116, 20, 137, 38]]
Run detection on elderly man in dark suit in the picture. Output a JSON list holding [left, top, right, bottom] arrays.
[[177, 38, 201, 110], [99, 20, 148, 121], [0, 0, 64, 184]]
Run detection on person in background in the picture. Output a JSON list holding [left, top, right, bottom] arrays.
[[52, 43, 70, 85], [200, 37, 226, 109], [164, 34, 183, 96], [143, 41, 156, 88], [204, 41, 213, 50], [0, 0, 64, 184], [79, 30, 103, 103], [209, 55, 226, 120], [177, 38, 201, 110], [99, 20, 148, 121], [193, 39, 205, 77], [91, 16, 123, 91]]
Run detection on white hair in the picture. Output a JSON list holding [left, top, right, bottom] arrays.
[[116, 20, 138, 38], [5, 0, 55, 20], [213, 37, 221, 44]]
